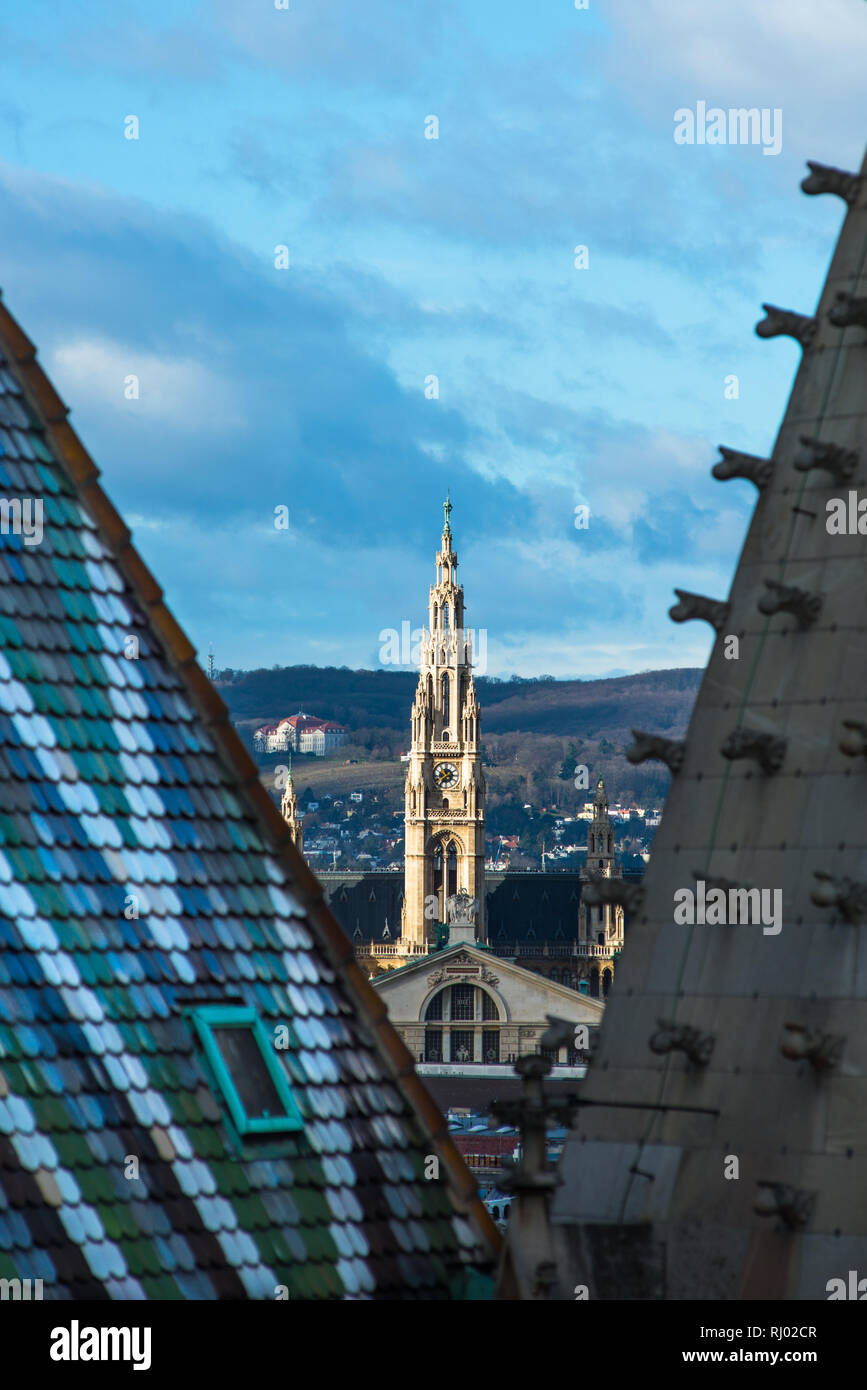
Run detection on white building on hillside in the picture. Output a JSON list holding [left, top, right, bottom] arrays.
[[254, 712, 348, 756]]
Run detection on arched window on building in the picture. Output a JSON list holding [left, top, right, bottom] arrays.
[[443, 602, 450, 631], [589, 967, 600, 998], [482, 991, 498, 1020], [602, 969, 612, 997], [433, 844, 443, 920], [451, 983, 474, 1021], [447, 841, 457, 900], [441, 672, 450, 729], [425, 992, 443, 1020], [423, 987, 503, 1062]]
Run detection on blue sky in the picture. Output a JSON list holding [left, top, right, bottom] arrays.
[[1, 0, 865, 678]]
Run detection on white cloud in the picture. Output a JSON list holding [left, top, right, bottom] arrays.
[[48, 337, 244, 432], [489, 629, 713, 680], [607, 0, 867, 160]]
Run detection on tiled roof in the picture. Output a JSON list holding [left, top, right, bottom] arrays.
[[0, 295, 498, 1300]]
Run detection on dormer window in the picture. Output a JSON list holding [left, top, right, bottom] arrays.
[[190, 1006, 303, 1136]]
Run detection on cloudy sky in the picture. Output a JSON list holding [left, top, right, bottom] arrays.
[[1, 0, 865, 677]]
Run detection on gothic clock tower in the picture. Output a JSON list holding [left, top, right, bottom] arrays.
[[402, 498, 486, 947]]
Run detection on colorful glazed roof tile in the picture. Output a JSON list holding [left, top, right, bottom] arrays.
[[0, 294, 499, 1300]]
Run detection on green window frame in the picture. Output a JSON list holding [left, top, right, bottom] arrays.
[[190, 1005, 304, 1135]]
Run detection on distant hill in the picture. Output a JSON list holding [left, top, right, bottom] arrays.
[[478, 668, 702, 738], [216, 664, 702, 740]]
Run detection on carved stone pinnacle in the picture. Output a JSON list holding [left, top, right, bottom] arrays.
[[800, 160, 861, 204], [626, 730, 685, 775], [649, 1019, 715, 1067], [840, 720, 867, 759], [712, 446, 773, 490], [758, 579, 823, 629], [794, 435, 858, 484], [755, 304, 817, 347], [581, 876, 645, 915], [720, 727, 786, 775], [669, 589, 730, 632], [780, 1021, 845, 1072], [754, 1182, 815, 1231], [829, 292, 867, 330], [811, 871, 867, 925]]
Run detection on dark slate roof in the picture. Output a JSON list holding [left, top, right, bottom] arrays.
[[320, 869, 645, 944], [0, 296, 498, 1300], [319, 872, 404, 942], [486, 872, 584, 942]]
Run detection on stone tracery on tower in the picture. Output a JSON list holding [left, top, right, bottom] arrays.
[[402, 498, 487, 946], [280, 752, 303, 856], [577, 777, 624, 990]]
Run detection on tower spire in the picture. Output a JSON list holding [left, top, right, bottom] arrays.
[[402, 499, 486, 947], [280, 753, 303, 857], [578, 771, 624, 955]]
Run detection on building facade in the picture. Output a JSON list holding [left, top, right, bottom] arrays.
[[372, 942, 604, 1071]]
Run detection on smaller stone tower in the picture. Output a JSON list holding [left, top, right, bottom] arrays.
[[578, 778, 624, 965], [280, 754, 304, 856]]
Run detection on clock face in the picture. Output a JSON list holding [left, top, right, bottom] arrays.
[[433, 762, 460, 790]]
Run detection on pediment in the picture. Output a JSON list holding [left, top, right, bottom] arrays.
[[372, 944, 605, 1020]]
